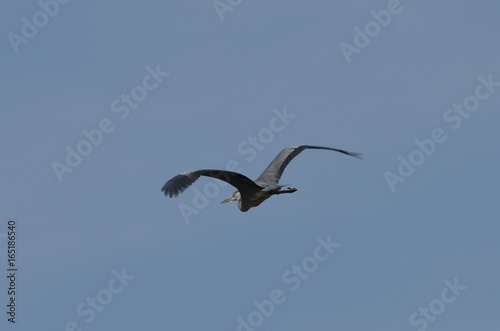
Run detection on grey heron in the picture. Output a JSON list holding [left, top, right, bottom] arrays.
[[161, 145, 362, 212]]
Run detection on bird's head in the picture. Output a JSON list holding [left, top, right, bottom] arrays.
[[221, 191, 241, 204]]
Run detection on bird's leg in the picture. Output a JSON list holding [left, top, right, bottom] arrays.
[[276, 187, 297, 195]]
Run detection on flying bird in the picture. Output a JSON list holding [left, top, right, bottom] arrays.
[[161, 145, 362, 212]]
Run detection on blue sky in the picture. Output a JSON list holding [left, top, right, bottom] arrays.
[[1, 1, 499, 330]]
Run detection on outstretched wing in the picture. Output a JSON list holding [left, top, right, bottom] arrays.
[[161, 169, 261, 198], [255, 145, 362, 186]]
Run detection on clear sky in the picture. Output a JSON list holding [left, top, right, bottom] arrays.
[[1, 1, 499, 330]]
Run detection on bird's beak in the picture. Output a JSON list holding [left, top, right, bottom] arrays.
[[221, 197, 234, 204]]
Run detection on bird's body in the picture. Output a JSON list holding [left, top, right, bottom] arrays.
[[225, 185, 297, 211], [162, 145, 361, 212]]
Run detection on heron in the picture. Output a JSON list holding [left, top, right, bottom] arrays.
[[161, 145, 362, 212]]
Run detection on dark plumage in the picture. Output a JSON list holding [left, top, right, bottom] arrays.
[[162, 145, 361, 212]]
